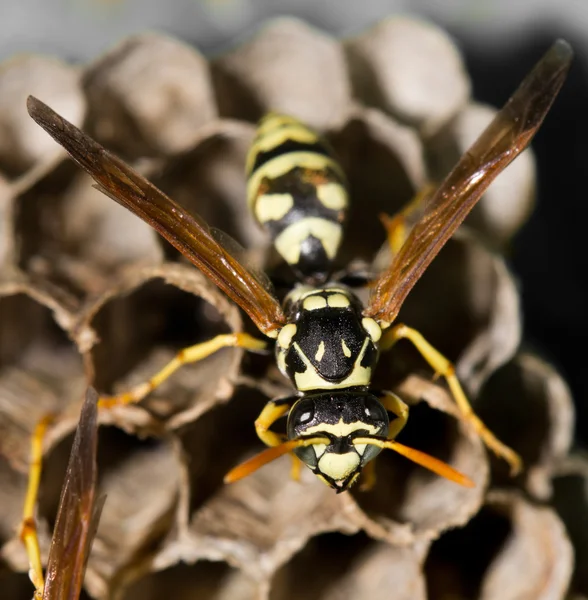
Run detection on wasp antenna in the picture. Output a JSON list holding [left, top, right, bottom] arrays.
[[224, 437, 329, 484], [353, 437, 475, 488]]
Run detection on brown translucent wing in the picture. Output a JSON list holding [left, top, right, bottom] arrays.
[[365, 40, 573, 325], [43, 387, 102, 600], [27, 97, 286, 337]]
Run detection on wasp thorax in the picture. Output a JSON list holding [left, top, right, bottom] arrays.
[[287, 391, 389, 491], [276, 287, 380, 393]]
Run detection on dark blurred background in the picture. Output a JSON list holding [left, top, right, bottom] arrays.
[[2, 0, 586, 440]]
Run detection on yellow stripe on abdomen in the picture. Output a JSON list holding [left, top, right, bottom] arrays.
[[274, 218, 342, 265]]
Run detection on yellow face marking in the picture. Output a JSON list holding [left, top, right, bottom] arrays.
[[303, 295, 328, 311], [354, 444, 368, 456], [341, 339, 352, 358], [313, 443, 327, 459], [254, 193, 294, 223], [315, 340, 326, 362], [247, 152, 344, 208], [292, 339, 372, 391], [274, 218, 342, 264], [327, 293, 350, 308], [304, 418, 380, 438], [277, 323, 297, 349], [318, 452, 360, 481], [316, 182, 348, 211], [362, 318, 382, 343]]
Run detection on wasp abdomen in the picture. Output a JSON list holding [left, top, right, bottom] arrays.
[[246, 114, 348, 282]]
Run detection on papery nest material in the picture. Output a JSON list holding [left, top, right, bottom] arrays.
[[0, 15, 576, 600]]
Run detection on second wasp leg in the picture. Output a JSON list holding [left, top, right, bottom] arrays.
[[255, 397, 302, 480], [255, 398, 294, 447], [380, 390, 410, 439], [381, 184, 435, 255], [380, 324, 522, 475], [360, 391, 410, 491], [99, 332, 267, 409], [19, 415, 54, 599]]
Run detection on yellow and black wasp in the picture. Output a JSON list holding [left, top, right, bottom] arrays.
[[26, 40, 571, 494]]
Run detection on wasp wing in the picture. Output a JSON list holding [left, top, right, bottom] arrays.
[[43, 387, 101, 600], [364, 40, 573, 325], [27, 97, 286, 337]]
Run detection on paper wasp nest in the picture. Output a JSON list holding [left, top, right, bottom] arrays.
[[0, 16, 579, 600]]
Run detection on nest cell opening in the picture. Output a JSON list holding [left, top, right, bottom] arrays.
[[425, 504, 513, 600], [329, 115, 419, 266], [180, 387, 269, 514], [0, 293, 85, 468], [90, 278, 234, 412], [395, 237, 494, 367], [476, 359, 551, 484], [15, 162, 83, 286], [120, 559, 257, 600], [38, 424, 180, 588], [270, 531, 424, 600], [153, 129, 266, 257], [0, 293, 78, 374]]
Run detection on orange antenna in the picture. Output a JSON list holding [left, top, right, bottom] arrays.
[[225, 436, 329, 483], [353, 437, 475, 488]]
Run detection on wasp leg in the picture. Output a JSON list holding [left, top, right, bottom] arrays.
[[99, 333, 267, 409], [254, 397, 302, 480], [381, 184, 436, 255], [255, 398, 292, 447], [19, 415, 54, 599], [380, 324, 522, 475], [380, 390, 410, 439], [290, 454, 303, 481], [359, 391, 410, 491]]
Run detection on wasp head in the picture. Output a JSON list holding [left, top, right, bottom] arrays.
[[287, 391, 389, 492]]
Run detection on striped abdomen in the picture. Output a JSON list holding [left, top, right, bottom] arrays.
[[246, 114, 348, 282]]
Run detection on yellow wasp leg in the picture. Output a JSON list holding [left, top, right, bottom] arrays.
[[381, 390, 410, 439], [380, 184, 436, 255], [380, 323, 522, 475], [255, 399, 291, 447], [254, 398, 302, 480], [359, 391, 410, 491], [290, 454, 303, 481], [19, 415, 54, 599], [99, 333, 267, 409]]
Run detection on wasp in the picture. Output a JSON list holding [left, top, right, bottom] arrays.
[[26, 39, 571, 494], [19, 388, 102, 599]]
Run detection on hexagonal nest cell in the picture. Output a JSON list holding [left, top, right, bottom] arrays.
[[0, 15, 579, 600]]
